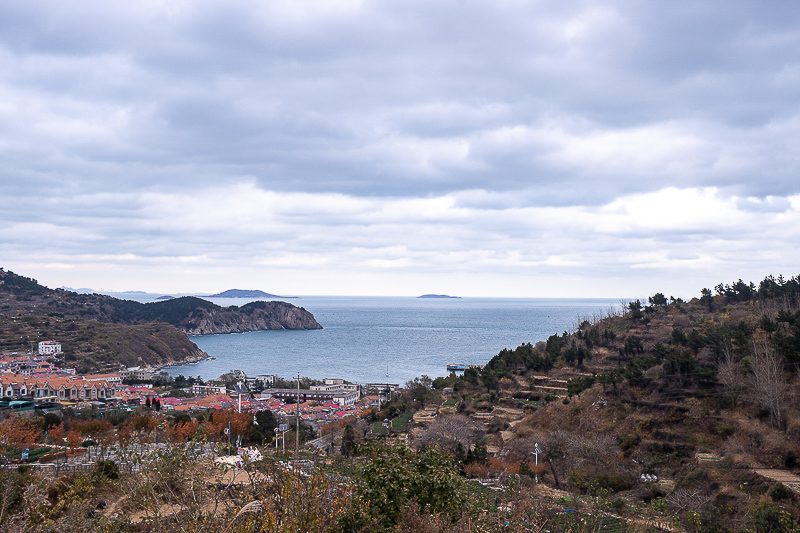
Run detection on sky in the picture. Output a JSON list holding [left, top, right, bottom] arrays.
[[1, 0, 800, 298]]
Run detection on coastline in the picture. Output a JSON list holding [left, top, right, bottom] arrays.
[[149, 351, 215, 374]]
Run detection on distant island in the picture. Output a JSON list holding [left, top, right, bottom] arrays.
[[207, 289, 296, 298], [418, 294, 461, 299], [156, 295, 175, 300]]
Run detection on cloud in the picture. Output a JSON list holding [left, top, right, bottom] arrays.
[[3, 183, 800, 296], [1, 1, 800, 295]]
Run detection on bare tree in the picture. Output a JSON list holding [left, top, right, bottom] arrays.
[[517, 430, 574, 488], [749, 333, 786, 428], [717, 342, 745, 407], [667, 489, 713, 513], [416, 415, 484, 451]]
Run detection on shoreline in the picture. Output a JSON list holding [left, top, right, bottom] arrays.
[[149, 351, 215, 374]]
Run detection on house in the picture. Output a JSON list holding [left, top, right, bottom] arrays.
[[310, 378, 360, 394], [1, 380, 27, 398], [248, 374, 278, 390], [119, 367, 153, 382], [191, 384, 227, 396], [38, 341, 62, 356]]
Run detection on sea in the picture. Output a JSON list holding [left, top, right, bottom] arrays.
[[118, 295, 620, 386]]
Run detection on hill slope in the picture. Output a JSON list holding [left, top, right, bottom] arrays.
[[0, 269, 321, 334], [0, 268, 322, 372], [418, 274, 800, 530]]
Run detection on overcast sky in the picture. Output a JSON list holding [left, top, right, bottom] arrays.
[[2, 0, 800, 298]]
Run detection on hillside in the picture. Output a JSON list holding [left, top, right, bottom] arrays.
[[0, 268, 321, 372], [410, 274, 800, 531], [0, 269, 321, 334]]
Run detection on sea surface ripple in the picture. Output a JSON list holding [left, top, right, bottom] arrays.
[[162, 296, 619, 385]]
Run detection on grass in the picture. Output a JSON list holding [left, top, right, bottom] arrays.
[[371, 411, 414, 434], [392, 412, 414, 432], [441, 398, 457, 408]]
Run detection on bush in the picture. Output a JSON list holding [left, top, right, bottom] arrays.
[[618, 434, 641, 455], [93, 460, 119, 480], [770, 483, 792, 502], [715, 422, 735, 438], [567, 467, 633, 494], [784, 451, 798, 469]]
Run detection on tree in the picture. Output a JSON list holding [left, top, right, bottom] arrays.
[[0, 417, 40, 455], [717, 342, 745, 407], [417, 415, 484, 452], [250, 409, 278, 444], [649, 293, 668, 307], [627, 300, 644, 321], [749, 333, 786, 428], [48, 424, 65, 453], [341, 425, 357, 457], [479, 367, 498, 393], [462, 367, 479, 386], [468, 440, 488, 465], [700, 288, 714, 311], [357, 443, 465, 527], [67, 430, 82, 451], [404, 375, 434, 408], [168, 419, 201, 443]]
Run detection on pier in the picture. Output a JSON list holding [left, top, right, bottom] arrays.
[[446, 363, 484, 372]]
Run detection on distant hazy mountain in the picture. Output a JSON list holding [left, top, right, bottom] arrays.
[[208, 289, 285, 298], [418, 294, 461, 299], [61, 286, 96, 294]]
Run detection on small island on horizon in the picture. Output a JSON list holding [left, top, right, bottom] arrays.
[[418, 294, 461, 299], [207, 289, 297, 299]]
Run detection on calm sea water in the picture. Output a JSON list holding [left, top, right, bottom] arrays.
[[156, 296, 619, 385]]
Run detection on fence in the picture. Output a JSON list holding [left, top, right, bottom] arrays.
[[0, 461, 135, 476]]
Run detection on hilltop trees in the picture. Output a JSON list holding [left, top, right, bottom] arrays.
[[404, 375, 435, 407]]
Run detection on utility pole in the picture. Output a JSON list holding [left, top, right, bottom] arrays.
[[295, 372, 300, 461]]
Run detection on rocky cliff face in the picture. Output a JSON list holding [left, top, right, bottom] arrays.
[[180, 301, 322, 335]]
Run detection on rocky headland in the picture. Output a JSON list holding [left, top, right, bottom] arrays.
[[0, 268, 321, 372]]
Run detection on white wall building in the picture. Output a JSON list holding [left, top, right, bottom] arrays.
[[38, 341, 62, 356]]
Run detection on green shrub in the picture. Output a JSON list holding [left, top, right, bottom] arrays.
[[618, 434, 641, 454], [770, 483, 792, 502], [94, 460, 119, 480], [715, 422, 734, 437], [567, 467, 633, 494]]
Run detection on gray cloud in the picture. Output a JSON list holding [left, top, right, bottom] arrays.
[[1, 1, 800, 295]]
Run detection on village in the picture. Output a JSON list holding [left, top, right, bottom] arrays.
[[0, 340, 394, 432]]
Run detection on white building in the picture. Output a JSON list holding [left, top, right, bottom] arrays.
[[311, 378, 360, 394], [119, 367, 153, 382], [191, 384, 227, 396], [38, 341, 62, 356]]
